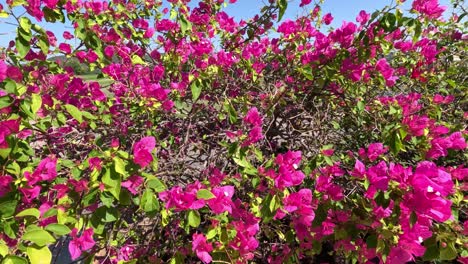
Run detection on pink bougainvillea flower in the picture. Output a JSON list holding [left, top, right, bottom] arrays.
[[216, 12, 238, 33], [133, 136, 156, 168], [350, 159, 365, 178], [244, 126, 263, 146], [229, 220, 259, 261], [25, 156, 57, 185], [192, 233, 213, 263], [86, 50, 99, 63], [0, 175, 13, 197], [366, 142, 388, 162], [32, 156, 57, 182], [69, 228, 95, 260], [121, 175, 144, 195], [0, 119, 20, 148], [412, 0, 446, 19], [17, 129, 33, 139], [0, 60, 7, 82], [43, 0, 58, 9], [269, 151, 305, 189], [104, 46, 115, 58], [144, 27, 155, 38], [7, 66, 23, 82], [208, 167, 226, 186], [68, 179, 89, 193], [322, 13, 333, 25], [159, 181, 205, 211], [300, 0, 312, 7], [63, 31, 74, 40], [206, 185, 235, 214], [59, 43, 72, 54], [412, 161, 454, 197], [88, 157, 102, 171], [38, 202, 57, 227], [356, 10, 370, 24], [375, 58, 398, 86], [448, 132, 467, 149], [321, 148, 334, 156], [52, 184, 69, 199], [111, 138, 120, 148], [277, 189, 315, 227], [89, 82, 107, 101], [243, 107, 262, 126], [19, 186, 41, 204]]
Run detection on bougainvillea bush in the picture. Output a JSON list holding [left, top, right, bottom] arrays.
[[0, 0, 467, 263]]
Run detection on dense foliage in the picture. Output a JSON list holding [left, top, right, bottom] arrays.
[[0, 0, 467, 263]]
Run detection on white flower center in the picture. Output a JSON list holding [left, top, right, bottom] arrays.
[[293, 164, 299, 169], [418, 236, 423, 243], [427, 186, 434, 193]]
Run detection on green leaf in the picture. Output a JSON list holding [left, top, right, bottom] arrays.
[[191, 81, 201, 101], [422, 244, 439, 261], [15, 35, 30, 58], [1, 256, 28, 264], [269, 195, 281, 212], [146, 178, 166, 192], [94, 206, 118, 223], [381, 13, 396, 31], [64, 104, 83, 123], [16, 208, 40, 219], [19, 17, 32, 34], [113, 157, 127, 176], [440, 242, 457, 260], [81, 111, 97, 120], [102, 166, 121, 200], [131, 54, 146, 65], [140, 189, 159, 213], [4, 80, 17, 94], [277, 0, 288, 22], [179, 15, 192, 34], [26, 245, 52, 264], [233, 156, 250, 168], [223, 101, 237, 124], [312, 205, 327, 227], [196, 189, 215, 200], [206, 229, 217, 239], [0, 197, 18, 218], [169, 252, 185, 264], [22, 230, 56, 247], [3, 221, 17, 239], [37, 36, 49, 55], [366, 234, 378, 248], [44, 224, 71, 236], [0, 243, 8, 257], [10, 0, 26, 7], [302, 65, 314, 80], [30, 93, 42, 114], [187, 210, 200, 228], [0, 96, 14, 108]]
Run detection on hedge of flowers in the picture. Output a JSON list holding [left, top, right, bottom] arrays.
[[0, 0, 467, 263]]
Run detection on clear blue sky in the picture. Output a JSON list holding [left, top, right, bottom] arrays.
[[0, 0, 453, 48]]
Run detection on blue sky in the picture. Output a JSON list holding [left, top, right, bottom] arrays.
[[0, 0, 453, 48]]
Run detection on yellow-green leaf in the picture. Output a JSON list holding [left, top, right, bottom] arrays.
[[187, 210, 200, 228], [22, 230, 56, 247], [27, 245, 52, 264], [196, 189, 215, 200], [30, 93, 42, 114], [16, 208, 40, 219], [64, 104, 83, 123]]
